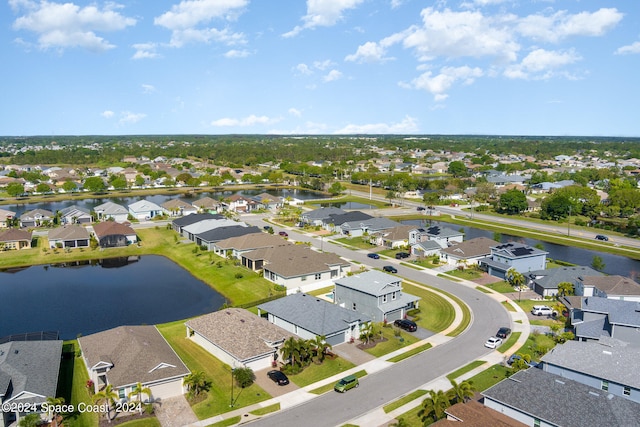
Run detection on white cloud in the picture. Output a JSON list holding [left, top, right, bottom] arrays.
[[154, 0, 247, 47], [101, 110, 114, 119], [504, 48, 582, 80], [615, 41, 640, 55], [334, 116, 419, 134], [11, 0, 136, 52], [313, 59, 334, 70], [283, 0, 364, 38], [210, 114, 280, 127], [288, 108, 302, 117], [119, 111, 146, 124], [390, 0, 404, 9], [345, 41, 391, 63], [295, 63, 313, 75], [132, 43, 161, 60], [403, 66, 483, 101], [224, 49, 250, 58], [517, 8, 623, 43], [323, 69, 343, 82]]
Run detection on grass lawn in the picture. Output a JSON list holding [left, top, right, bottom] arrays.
[[410, 258, 442, 269], [446, 360, 486, 381], [383, 390, 428, 413], [206, 416, 241, 427], [307, 285, 335, 297], [331, 236, 377, 250], [249, 403, 281, 416], [157, 320, 271, 419], [403, 284, 456, 333], [466, 364, 512, 392], [497, 332, 521, 354], [387, 343, 432, 363], [484, 281, 516, 293], [58, 341, 99, 427], [363, 326, 419, 357], [307, 195, 388, 209], [443, 268, 484, 280], [288, 356, 356, 387], [501, 301, 516, 312], [117, 419, 161, 427]]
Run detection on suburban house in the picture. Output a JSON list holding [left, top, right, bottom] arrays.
[[185, 308, 295, 371], [93, 221, 137, 248], [370, 225, 415, 248], [60, 205, 92, 225], [251, 193, 282, 210], [334, 270, 420, 323], [161, 199, 198, 217], [192, 196, 219, 213], [438, 400, 526, 426], [340, 217, 401, 237], [563, 297, 640, 345], [321, 211, 372, 233], [575, 275, 640, 302], [257, 293, 371, 346], [47, 224, 90, 249], [482, 367, 640, 427], [0, 208, 16, 228], [0, 338, 62, 427], [77, 325, 190, 402], [193, 225, 261, 251], [171, 213, 221, 234], [19, 209, 53, 228], [221, 194, 256, 212], [212, 232, 291, 259], [408, 226, 464, 249], [127, 200, 163, 220], [242, 245, 351, 291], [540, 338, 640, 403], [300, 207, 346, 227], [479, 242, 548, 279], [94, 201, 129, 223], [0, 229, 32, 250], [411, 239, 443, 258], [180, 218, 242, 240], [439, 237, 496, 266], [526, 266, 603, 298]]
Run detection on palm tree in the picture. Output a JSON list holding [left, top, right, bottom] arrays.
[[448, 379, 475, 404], [92, 384, 118, 423], [127, 382, 152, 413], [184, 371, 208, 397], [505, 268, 525, 289], [389, 417, 408, 427], [281, 337, 301, 367], [359, 322, 374, 345], [310, 335, 332, 363], [45, 396, 65, 427], [418, 389, 451, 423]]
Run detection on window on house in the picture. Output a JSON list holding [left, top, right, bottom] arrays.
[[533, 418, 541, 427], [382, 295, 387, 303], [331, 270, 338, 278], [602, 380, 609, 391], [624, 386, 631, 396], [352, 303, 357, 311], [392, 292, 397, 300], [119, 388, 125, 399], [315, 273, 321, 280]]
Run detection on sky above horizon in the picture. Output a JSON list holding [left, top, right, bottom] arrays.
[[2, 0, 639, 137]]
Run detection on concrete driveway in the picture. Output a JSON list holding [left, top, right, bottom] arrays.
[[253, 368, 299, 398]]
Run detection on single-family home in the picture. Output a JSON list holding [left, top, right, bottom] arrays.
[[526, 266, 603, 298], [0, 208, 16, 228], [482, 367, 640, 427], [127, 200, 164, 220], [540, 337, 640, 403], [340, 217, 401, 237], [370, 225, 415, 248], [300, 207, 347, 226], [193, 225, 261, 250], [563, 297, 640, 345], [185, 308, 295, 371], [334, 270, 420, 323], [171, 213, 222, 234], [479, 242, 548, 279], [181, 218, 241, 240], [575, 275, 640, 302], [77, 325, 190, 402], [0, 229, 32, 250], [411, 240, 443, 259], [192, 197, 219, 213], [212, 232, 292, 260], [93, 221, 137, 248], [48, 224, 90, 249], [60, 205, 92, 225], [0, 339, 63, 427], [257, 293, 371, 346], [161, 199, 198, 217], [408, 226, 464, 249], [251, 193, 282, 210], [19, 209, 54, 228], [438, 237, 496, 266], [439, 401, 526, 426], [321, 211, 373, 233], [94, 201, 129, 223], [221, 194, 256, 213]]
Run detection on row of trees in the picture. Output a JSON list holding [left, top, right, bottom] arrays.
[[280, 336, 333, 373]]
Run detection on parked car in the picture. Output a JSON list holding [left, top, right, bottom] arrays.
[[496, 327, 511, 339], [507, 354, 539, 368], [278, 231, 288, 237], [367, 253, 380, 259], [382, 265, 397, 273], [531, 305, 555, 316], [263, 225, 273, 232], [334, 375, 359, 392], [267, 370, 289, 386], [484, 336, 503, 349], [394, 319, 417, 332], [416, 207, 425, 211], [395, 252, 410, 259], [595, 234, 609, 241]]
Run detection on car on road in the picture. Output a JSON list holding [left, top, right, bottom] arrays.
[[367, 253, 380, 259], [334, 375, 359, 392], [595, 234, 609, 241], [278, 231, 288, 237], [531, 305, 554, 316], [496, 327, 511, 339], [416, 207, 425, 211], [394, 319, 417, 332], [484, 336, 503, 349], [382, 265, 397, 273], [267, 370, 289, 386], [263, 225, 273, 232], [395, 252, 410, 259]]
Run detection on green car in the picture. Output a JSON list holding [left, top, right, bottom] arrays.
[[334, 375, 359, 393]]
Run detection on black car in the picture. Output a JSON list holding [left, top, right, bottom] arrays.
[[267, 370, 289, 386], [416, 207, 425, 211], [496, 327, 511, 339], [367, 253, 380, 259], [395, 252, 410, 259], [394, 319, 417, 332], [383, 265, 398, 273], [595, 234, 609, 241]]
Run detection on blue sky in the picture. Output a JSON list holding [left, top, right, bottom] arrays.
[[2, 0, 639, 136]]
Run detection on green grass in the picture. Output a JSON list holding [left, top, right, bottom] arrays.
[[116, 419, 161, 427], [307, 285, 335, 297], [446, 360, 486, 381], [383, 390, 428, 413], [411, 258, 442, 269], [387, 343, 432, 363], [502, 301, 516, 312], [363, 327, 420, 357], [207, 416, 241, 427], [484, 281, 516, 293], [402, 284, 456, 333], [249, 403, 281, 416], [497, 332, 521, 354], [58, 341, 99, 427], [444, 268, 483, 280], [466, 364, 511, 392], [331, 237, 377, 250], [309, 370, 367, 395], [436, 273, 461, 282], [475, 286, 492, 293], [288, 357, 356, 387], [157, 320, 271, 419]]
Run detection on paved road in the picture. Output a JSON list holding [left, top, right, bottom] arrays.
[[241, 215, 510, 427]]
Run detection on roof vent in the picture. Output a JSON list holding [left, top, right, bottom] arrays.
[[589, 391, 600, 397], [240, 319, 245, 323], [14, 350, 19, 354], [555, 379, 565, 385], [603, 350, 612, 355]]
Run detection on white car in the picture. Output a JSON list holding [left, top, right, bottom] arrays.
[[484, 336, 503, 349], [531, 305, 554, 316]]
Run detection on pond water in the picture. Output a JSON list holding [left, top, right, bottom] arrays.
[[401, 219, 640, 281], [5, 188, 327, 217], [0, 255, 224, 339]]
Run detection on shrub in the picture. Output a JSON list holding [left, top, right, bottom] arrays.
[[234, 272, 244, 279]]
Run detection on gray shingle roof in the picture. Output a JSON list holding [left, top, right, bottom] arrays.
[[255, 245, 349, 278], [182, 218, 242, 235], [441, 237, 496, 259], [172, 213, 222, 227], [581, 297, 640, 327], [301, 207, 346, 221], [215, 232, 292, 251], [491, 242, 548, 258], [94, 201, 128, 215], [482, 368, 640, 427], [335, 270, 402, 297], [197, 225, 261, 243], [341, 217, 400, 232], [527, 266, 603, 290], [48, 224, 90, 240], [581, 275, 640, 296], [257, 293, 371, 336], [422, 225, 464, 238], [323, 211, 373, 226]]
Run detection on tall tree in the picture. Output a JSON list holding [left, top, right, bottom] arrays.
[[127, 382, 151, 413], [418, 389, 451, 423], [505, 268, 525, 289], [6, 182, 25, 197], [83, 176, 107, 193], [449, 379, 475, 404], [184, 371, 208, 397], [92, 384, 118, 423], [498, 189, 528, 215]]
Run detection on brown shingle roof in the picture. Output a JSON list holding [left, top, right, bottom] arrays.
[[162, 199, 194, 210], [0, 228, 32, 242], [441, 237, 497, 259], [48, 224, 90, 241], [581, 275, 640, 296], [93, 221, 136, 238], [215, 232, 292, 251], [246, 245, 349, 278], [435, 401, 526, 426]]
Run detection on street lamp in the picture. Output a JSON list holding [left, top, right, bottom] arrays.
[[230, 366, 235, 407]]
